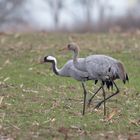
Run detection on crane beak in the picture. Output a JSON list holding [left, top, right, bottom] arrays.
[[59, 47, 68, 51], [40, 57, 45, 64]]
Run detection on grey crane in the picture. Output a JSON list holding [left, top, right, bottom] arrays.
[[67, 43, 129, 115], [42, 55, 93, 115]]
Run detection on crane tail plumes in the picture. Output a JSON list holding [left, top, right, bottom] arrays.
[[105, 81, 113, 90], [116, 62, 129, 84]]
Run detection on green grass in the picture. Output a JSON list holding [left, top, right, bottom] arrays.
[[0, 32, 140, 139]]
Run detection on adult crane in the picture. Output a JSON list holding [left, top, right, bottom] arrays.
[[42, 55, 110, 115], [42, 55, 92, 115], [67, 43, 129, 115]]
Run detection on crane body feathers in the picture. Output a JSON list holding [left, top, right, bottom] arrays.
[[73, 54, 128, 83]]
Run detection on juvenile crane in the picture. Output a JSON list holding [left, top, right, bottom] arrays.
[[42, 55, 92, 115], [67, 43, 129, 115]]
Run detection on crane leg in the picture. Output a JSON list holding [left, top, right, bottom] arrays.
[[87, 86, 102, 106], [94, 81, 119, 109], [102, 85, 106, 116], [81, 82, 87, 115]]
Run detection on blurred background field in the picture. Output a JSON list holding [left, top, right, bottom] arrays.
[[1, 0, 140, 32]]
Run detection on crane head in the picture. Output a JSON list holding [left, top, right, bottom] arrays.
[[67, 43, 79, 53], [43, 55, 56, 63], [59, 43, 79, 53]]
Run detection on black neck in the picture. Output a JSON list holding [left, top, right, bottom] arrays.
[[52, 61, 59, 75]]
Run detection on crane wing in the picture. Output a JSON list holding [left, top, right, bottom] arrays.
[[85, 57, 114, 80]]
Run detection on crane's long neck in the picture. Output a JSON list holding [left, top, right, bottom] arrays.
[[51, 61, 60, 75], [73, 50, 79, 65]]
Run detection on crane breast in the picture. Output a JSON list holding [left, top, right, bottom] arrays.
[[59, 60, 89, 81]]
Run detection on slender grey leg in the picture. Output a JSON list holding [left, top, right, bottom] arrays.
[[102, 85, 106, 116], [81, 82, 87, 115], [88, 86, 102, 106], [95, 81, 119, 109]]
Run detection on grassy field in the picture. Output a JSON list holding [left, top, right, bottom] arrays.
[[0, 32, 140, 140]]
